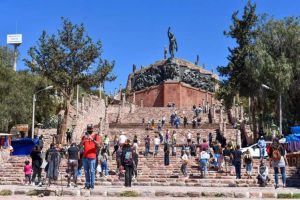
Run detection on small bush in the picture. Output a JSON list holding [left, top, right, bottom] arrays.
[[26, 190, 39, 196], [120, 191, 139, 197], [292, 193, 300, 199], [0, 189, 12, 196], [277, 193, 292, 199], [215, 193, 225, 197]]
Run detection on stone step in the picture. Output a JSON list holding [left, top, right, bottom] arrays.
[[1, 184, 300, 199]]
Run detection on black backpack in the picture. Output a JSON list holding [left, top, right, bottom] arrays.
[[123, 148, 133, 166]]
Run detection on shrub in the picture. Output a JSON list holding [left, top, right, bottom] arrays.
[[277, 193, 292, 199], [120, 191, 139, 197], [0, 189, 12, 196], [26, 190, 39, 196], [292, 193, 300, 199]]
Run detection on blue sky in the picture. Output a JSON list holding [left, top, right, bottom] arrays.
[[0, 0, 299, 94]]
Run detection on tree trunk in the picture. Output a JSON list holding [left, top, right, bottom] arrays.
[[59, 93, 73, 144], [251, 96, 258, 142]]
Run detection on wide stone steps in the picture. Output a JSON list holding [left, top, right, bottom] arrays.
[[1, 151, 299, 187], [109, 122, 231, 130]]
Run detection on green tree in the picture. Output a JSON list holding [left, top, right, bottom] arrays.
[[217, 1, 260, 140], [0, 46, 56, 133], [255, 17, 300, 131], [24, 18, 115, 143]]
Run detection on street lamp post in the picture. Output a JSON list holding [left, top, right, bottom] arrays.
[[31, 86, 53, 138], [261, 84, 282, 136]]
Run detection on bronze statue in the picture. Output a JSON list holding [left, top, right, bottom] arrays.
[[167, 27, 178, 58], [133, 64, 136, 73], [195, 55, 199, 65], [164, 47, 167, 59]]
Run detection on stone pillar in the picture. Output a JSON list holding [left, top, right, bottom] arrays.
[[212, 105, 216, 123], [240, 106, 244, 121], [122, 93, 125, 107], [141, 99, 144, 108], [99, 82, 102, 99], [223, 122, 227, 137], [133, 92, 136, 104], [89, 95, 92, 107], [235, 106, 239, 121], [119, 84, 122, 100], [236, 129, 241, 147], [81, 95, 85, 111], [105, 96, 108, 107], [220, 107, 223, 124], [99, 117, 103, 135]]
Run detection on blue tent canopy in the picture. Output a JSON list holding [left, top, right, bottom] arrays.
[[291, 126, 300, 134], [11, 138, 39, 156]]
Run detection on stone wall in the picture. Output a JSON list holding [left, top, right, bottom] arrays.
[[128, 82, 214, 108]]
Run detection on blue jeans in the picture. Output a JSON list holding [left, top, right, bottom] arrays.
[[259, 147, 265, 159], [245, 163, 252, 175], [145, 145, 150, 156], [199, 159, 208, 177], [82, 158, 96, 188], [234, 162, 241, 179], [274, 167, 286, 186], [101, 161, 108, 176], [154, 145, 159, 155]]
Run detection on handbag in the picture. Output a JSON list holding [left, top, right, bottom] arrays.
[[96, 165, 102, 173]]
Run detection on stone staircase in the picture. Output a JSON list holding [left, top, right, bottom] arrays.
[[1, 105, 299, 191], [1, 146, 300, 188]]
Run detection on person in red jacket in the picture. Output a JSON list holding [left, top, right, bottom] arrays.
[[81, 124, 101, 190]]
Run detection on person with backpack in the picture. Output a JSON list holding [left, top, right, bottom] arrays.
[[222, 145, 231, 173], [30, 145, 43, 186], [121, 139, 134, 187], [190, 141, 196, 157], [183, 116, 188, 128], [199, 147, 210, 178], [181, 150, 189, 177], [164, 141, 170, 166], [258, 136, 266, 160], [98, 148, 109, 177], [112, 134, 119, 156], [103, 134, 110, 156], [132, 147, 139, 180], [243, 149, 253, 179], [269, 138, 287, 189], [38, 135, 44, 150], [116, 145, 123, 175], [231, 145, 242, 179], [66, 129, 72, 145], [45, 143, 61, 186], [81, 124, 101, 190], [171, 131, 177, 156], [144, 135, 150, 157], [66, 143, 79, 187]]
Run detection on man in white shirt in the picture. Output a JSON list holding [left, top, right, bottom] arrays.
[[199, 148, 210, 178], [181, 151, 189, 177], [119, 132, 126, 146], [154, 135, 160, 156], [186, 131, 192, 145]]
